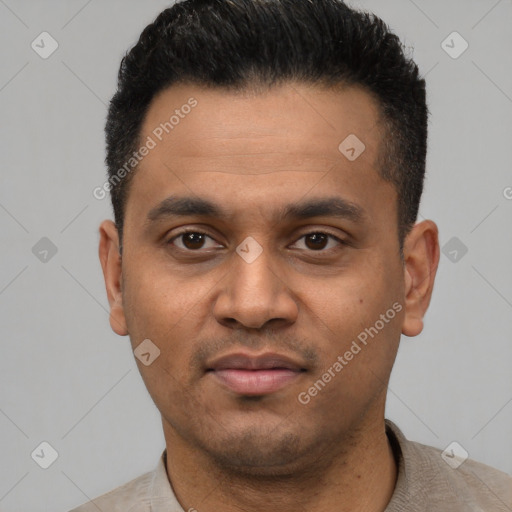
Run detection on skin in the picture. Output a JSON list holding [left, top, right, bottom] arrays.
[[99, 82, 439, 512]]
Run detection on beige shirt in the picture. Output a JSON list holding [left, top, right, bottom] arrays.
[[69, 419, 512, 511]]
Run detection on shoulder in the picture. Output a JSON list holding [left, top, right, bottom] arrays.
[[412, 439, 511, 507], [68, 469, 154, 512], [386, 419, 512, 511]]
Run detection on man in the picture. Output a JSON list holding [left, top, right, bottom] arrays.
[[72, 0, 512, 510]]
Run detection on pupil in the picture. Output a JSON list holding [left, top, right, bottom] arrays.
[[306, 233, 327, 250], [184, 233, 205, 249]]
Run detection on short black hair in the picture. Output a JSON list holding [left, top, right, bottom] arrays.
[[105, 0, 428, 254]]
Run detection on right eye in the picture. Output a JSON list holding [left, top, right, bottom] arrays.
[[167, 231, 223, 251]]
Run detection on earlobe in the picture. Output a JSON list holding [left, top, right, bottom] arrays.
[[401, 220, 440, 338], [98, 220, 129, 336]]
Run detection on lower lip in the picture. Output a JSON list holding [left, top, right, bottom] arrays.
[[210, 369, 302, 395]]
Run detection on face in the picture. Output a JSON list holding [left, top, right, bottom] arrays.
[[100, 82, 439, 475]]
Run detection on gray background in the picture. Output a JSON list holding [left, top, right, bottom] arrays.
[[0, 0, 511, 510]]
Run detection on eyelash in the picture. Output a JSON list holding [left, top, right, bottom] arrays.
[[166, 229, 347, 253]]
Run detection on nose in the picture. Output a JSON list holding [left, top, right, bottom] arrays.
[[213, 246, 299, 330]]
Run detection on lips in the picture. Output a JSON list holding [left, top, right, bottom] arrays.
[[207, 353, 304, 372], [206, 352, 306, 396]]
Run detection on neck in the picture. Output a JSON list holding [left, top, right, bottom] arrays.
[[163, 415, 397, 512]]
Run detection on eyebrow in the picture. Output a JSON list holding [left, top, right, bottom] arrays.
[[146, 195, 366, 225]]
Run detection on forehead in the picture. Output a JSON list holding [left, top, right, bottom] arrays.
[[141, 82, 383, 164], [125, 82, 394, 227]]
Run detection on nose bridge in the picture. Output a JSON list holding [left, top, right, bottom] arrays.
[[213, 241, 298, 329], [234, 244, 277, 297]]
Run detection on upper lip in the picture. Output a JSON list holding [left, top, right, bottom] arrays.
[[206, 352, 305, 372]]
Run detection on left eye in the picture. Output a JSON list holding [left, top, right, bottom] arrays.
[[291, 233, 342, 251], [169, 232, 221, 251]]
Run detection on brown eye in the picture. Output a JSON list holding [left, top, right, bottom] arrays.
[[290, 232, 344, 252], [168, 231, 221, 251], [181, 233, 207, 250], [304, 233, 329, 250]]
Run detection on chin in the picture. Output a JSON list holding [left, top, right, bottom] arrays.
[[207, 440, 302, 476], [193, 423, 325, 477]]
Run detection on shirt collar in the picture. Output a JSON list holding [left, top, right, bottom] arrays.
[[148, 449, 185, 512]]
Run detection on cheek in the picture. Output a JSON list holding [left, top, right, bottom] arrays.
[[121, 268, 194, 386], [295, 273, 378, 340], [123, 259, 210, 336], [300, 269, 402, 378], [338, 297, 403, 396]]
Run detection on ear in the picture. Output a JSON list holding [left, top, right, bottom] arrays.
[[98, 220, 128, 336], [401, 220, 440, 337]]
